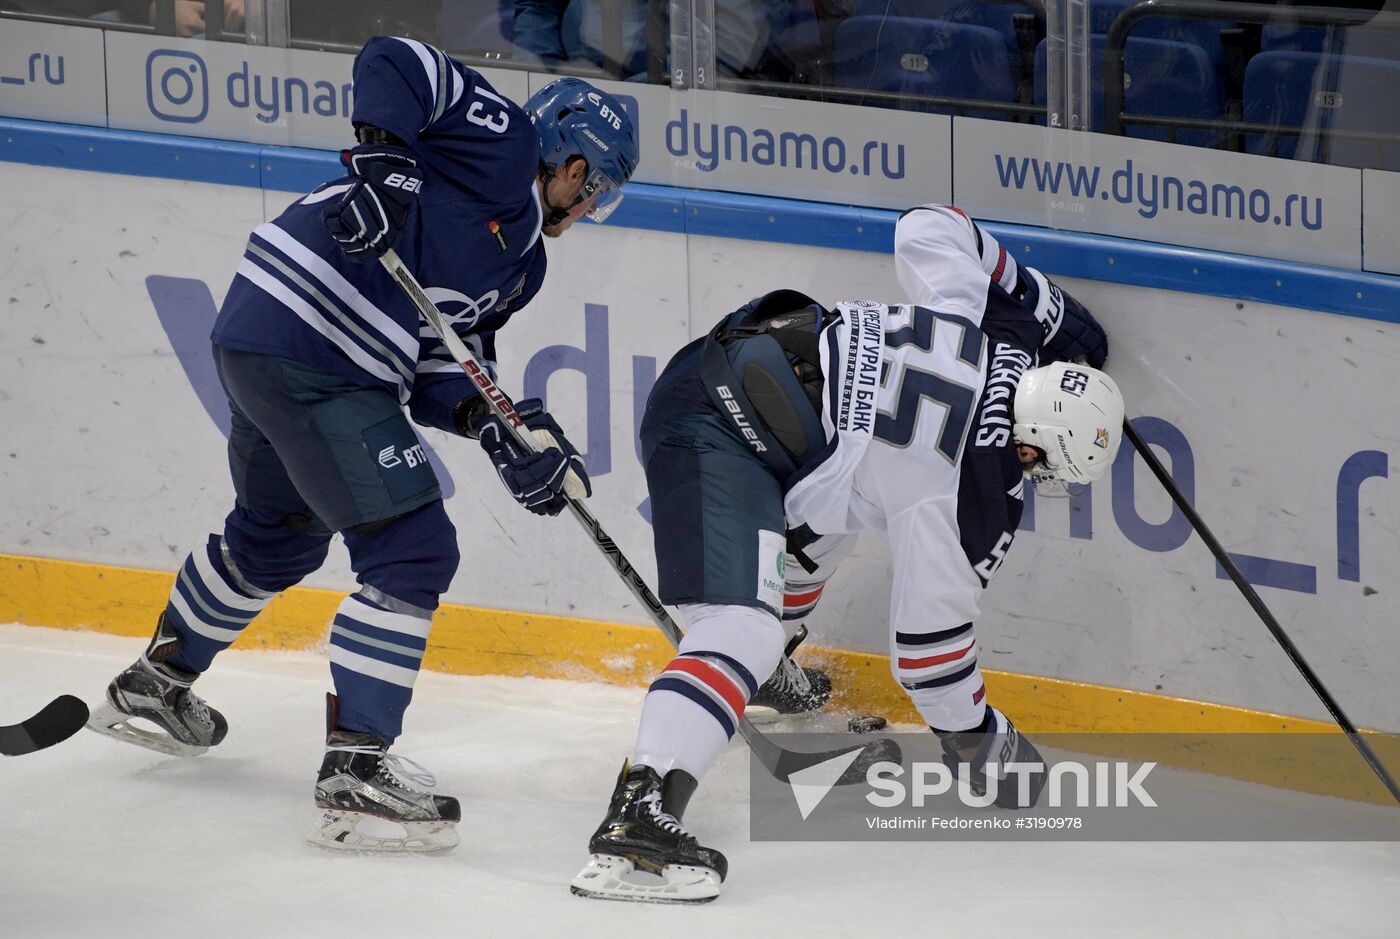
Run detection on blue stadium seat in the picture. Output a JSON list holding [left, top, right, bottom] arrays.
[[1244, 51, 1400, 170], [1033, 34, 1227, 147], [834, 16, 1017, 118], [765, 0, 825, 82], [1242, 51, 1331, 160], [1089, 0, 1232, 88]]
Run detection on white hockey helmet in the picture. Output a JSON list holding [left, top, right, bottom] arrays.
[[1013, 361, 1124, 493]]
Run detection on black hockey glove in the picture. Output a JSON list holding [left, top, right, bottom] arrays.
[[321, 143, 423, 262], [1027, 268, 1109, 368], [473, 398, 590, 517]]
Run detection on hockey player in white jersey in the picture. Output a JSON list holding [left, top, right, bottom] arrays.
[[571, 204, 1122, 902]]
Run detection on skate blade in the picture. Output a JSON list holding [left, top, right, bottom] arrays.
[[84, 701, 208, 758], [569, 853, 720, 904], [307, 809, 459, 855]]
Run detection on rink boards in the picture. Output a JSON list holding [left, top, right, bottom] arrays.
[[1, 122, 1399, 762]]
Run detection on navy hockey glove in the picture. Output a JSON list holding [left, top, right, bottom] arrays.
[[1025, 267, 1109, 368], [474, 398, 590, 517], [321, 144, 423, 262]]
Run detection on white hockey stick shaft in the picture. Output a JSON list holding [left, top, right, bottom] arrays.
[[378, 249, 900, 783]]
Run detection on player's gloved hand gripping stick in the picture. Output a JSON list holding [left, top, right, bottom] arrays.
[[379, 249, 900, 784]]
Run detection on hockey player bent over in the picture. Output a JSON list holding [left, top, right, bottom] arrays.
[[571, 205, 1122, 902], [86, 37, 638, 854]]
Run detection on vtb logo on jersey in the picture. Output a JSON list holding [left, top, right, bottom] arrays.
[[1059, 369, 1089, 396]]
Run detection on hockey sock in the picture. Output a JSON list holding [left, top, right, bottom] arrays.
[[327, 589, 434, 741], [633, 658, 740, 779], [330, 501, 456, 740], [781, 531, 856, 625], [632, 603, 784, 779], [895, 621, 993, 731], [164, 535, 275, 673]]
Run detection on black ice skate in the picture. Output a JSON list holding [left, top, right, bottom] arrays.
[[308, 694, 461, 854], [748, 625, 833, 718], [935, 708, 1047, 809], [86, 612, 228, 757], [571, 761, 727, 904]]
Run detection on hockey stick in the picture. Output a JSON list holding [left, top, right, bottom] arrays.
[[379, 249, 900, 785], [0, 695, 89, 756], [1123, 418, 1400, 806]]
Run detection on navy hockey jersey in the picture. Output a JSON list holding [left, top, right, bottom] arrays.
[[212, 37, 547, 434]]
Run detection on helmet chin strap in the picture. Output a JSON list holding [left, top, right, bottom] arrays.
[[540, 169, 585, 227]]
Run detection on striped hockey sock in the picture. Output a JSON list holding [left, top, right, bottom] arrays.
[[633, 650, 758, 780], [895, 623, 988, 730], [327, 588, 433, 741], [164, 535, 274, 673]]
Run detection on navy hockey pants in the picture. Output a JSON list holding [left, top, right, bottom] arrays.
[[159, 346, 459, 741], [640, 338, 788, 618]]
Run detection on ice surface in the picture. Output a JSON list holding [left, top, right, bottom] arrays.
[[3, 624, 1399, 938]]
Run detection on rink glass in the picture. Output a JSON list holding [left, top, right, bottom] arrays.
[[3, 2, 1395, 172]]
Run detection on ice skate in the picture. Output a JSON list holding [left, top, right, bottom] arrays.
[[571, 761, 726, 904], [935, 708, 1047, 809], [748, 625, 832, 720], [308, 696, 460, 854], [86, 613, 228, 758]]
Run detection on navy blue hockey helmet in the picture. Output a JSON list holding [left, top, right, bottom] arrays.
[[525, 77, 639, 223]]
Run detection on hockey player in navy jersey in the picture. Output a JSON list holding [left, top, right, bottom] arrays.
[[570, 205, 1122, 902], [86, 37, 638, 854]]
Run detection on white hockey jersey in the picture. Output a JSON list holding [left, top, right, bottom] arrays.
[[785, 204, 1067, 637]]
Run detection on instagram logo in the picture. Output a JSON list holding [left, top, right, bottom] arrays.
[[146, 49, 209, 123]]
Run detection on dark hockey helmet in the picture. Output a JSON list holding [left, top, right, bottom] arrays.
[[526, 77, 640, 223]]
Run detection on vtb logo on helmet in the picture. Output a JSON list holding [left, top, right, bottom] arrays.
[[1013, 360, 1125, 497], [525, 77, 640, 224]]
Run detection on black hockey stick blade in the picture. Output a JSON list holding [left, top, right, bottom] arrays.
[[0, 695, 90, 756], [741, 720, 904, 785]]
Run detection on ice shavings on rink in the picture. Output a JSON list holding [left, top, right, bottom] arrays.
[[4, 623, 1399, 938]]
